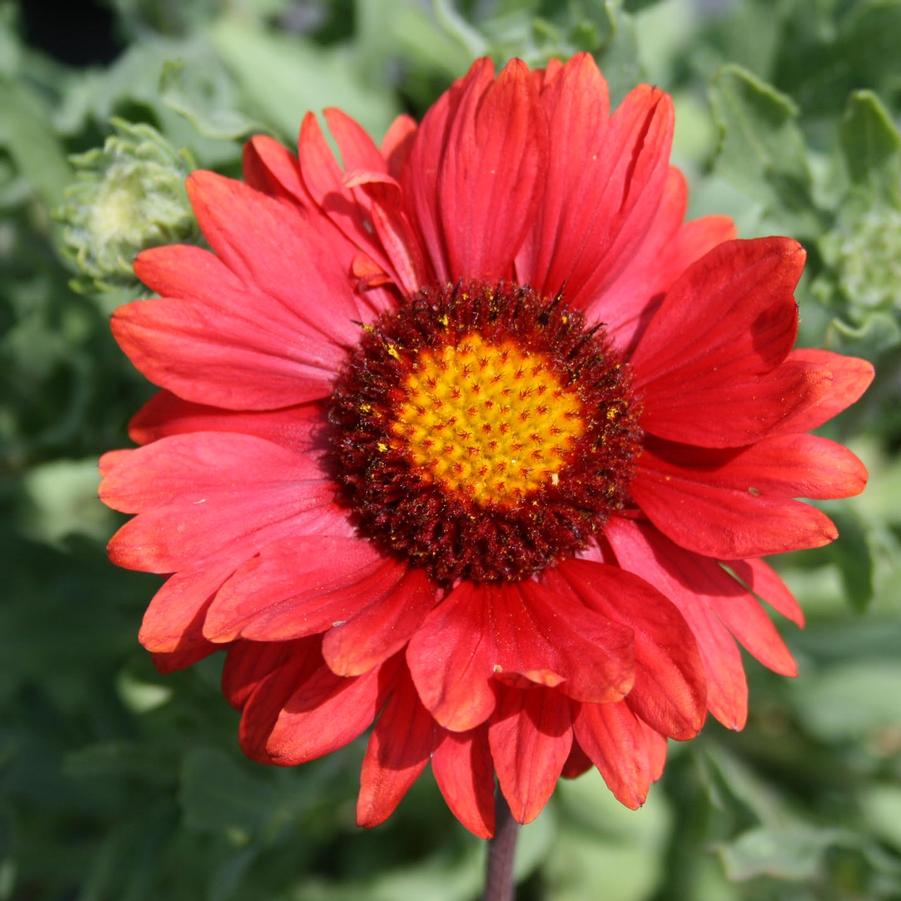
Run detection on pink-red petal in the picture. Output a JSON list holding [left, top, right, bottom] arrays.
[[322, 567, 438, 677], [574, 701, 661, 809], [632, 238, 806, 447], [356, 669, 437, 828], [605, 518, 749, 729], [768, 349, 875, 435], [138, 557, 236, 653], [632, 447, 838, 558], [498, 580, 635, 704], [438, 59, 546, 281], [242, 135, 309, 207], [203, 536, 404, 643], [488, 686, 573, 824], [100, 433, 341, 573], [644, 434, 868, 500], [128, 392, 324, 452], [222, 638, 314, 710], [406, 580, 497, 732], [264, 658, 398, 765], [431, 728, 496, 839], [727, 558, 804, 627], [551, 560, 707, 740]]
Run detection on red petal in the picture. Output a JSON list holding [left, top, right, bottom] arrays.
[[552, 560, 707, 740], [407, 578, 634, 731], [357, 669, 437, 828], [582, 166, 685, 341], [381, 114, 417, 178], [707, 589, 798, 677], [642, 721, 668, 782], [439, 59, 546, 281], [727, 558, 804, 627], [540, 84, 674, 312], [203, 536, 405, 643], [138, 556, 236, 653], [431, 728, 496, 839], [238, 647, 322, 762], [650, 360, 845, 449], [500, 581, 635, 704], [242, 135, 309, 207], [151, 642, 218, 674], [112, 296, 343, 409], [624, 540, 799, 677], [324, 107, 387, 172], [99, 433, 324, 512], [297, 112, 394, 277], [605, 518, 748, 729], [632, 447, 838, 558], [645, 433, 868, 500], [515, 53, 610, 294], [633, 238, 806, 446], [574, 701, 660, 808], [768, 349, 875, 435], [403, 60, 495, 281], [561, 740, 593, 779], [654, 212, 737, 291], [222, 638, 314, 710], [406, 580, 497, 731], [185, 171, 362, 340], [633, 237, 803, 382], [346, 173, 430, 294], [488, 686, 573, 824], [264, 658, 398, 765], [100, 434, 340, 573], [323, 568, 438, 676], [588, 168, 736, 348], [128, 391, 324, 452]]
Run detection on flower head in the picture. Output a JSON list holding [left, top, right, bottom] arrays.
[[100, 54, 873, 836]]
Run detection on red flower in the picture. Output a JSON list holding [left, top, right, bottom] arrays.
[[100, 55, 873, 837]]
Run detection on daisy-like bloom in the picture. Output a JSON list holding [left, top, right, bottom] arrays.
[[100, 54, 874, 837]]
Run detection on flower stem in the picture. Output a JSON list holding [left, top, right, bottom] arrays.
[[484, 791, 520, 901]]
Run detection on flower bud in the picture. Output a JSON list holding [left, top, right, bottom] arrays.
[[821, 204, 901, 313], [57, 119, 196, 293]]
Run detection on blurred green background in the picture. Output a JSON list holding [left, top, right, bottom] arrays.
[[2, 0, 901, 898]]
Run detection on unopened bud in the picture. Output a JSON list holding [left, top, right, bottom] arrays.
[[57, 119, 196, 293]]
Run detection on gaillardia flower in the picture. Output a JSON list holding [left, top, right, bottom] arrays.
[[100, 55, 873, 837]]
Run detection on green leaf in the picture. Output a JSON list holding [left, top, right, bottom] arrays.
[[432, 0, 490, 61], [211, 20, 397, 142], [19, 458, 115, 547], [718, 825, 846, 882], [861, 785, 901, 852], [839, 0, 901, 93], [793, 660, 901, 741], [829, 509, 875, 611], [0, 78, 71, 208], [160, 59, 263, 142], [829, 311, 901, 358], [0, 804, 15, 901], [840, 90, 901, 203], [179, 748, 281, 842], [709, 64, 820, 235], [355, 0, 474, 81], [548, 770, 672, 901]]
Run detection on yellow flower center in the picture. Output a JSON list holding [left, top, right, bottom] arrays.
[[388, 333, 585, 507]]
